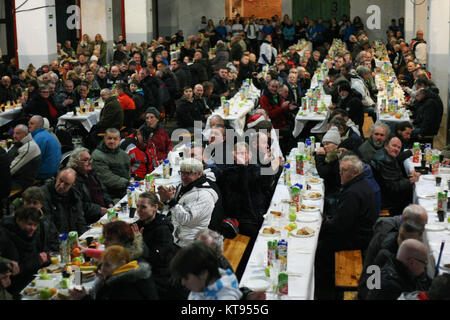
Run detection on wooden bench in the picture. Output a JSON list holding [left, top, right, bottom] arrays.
[[335, 250, 363, 299], [362, 113, 374, 139], [379, 209, 390, 217], [222, 234, 251, 273]]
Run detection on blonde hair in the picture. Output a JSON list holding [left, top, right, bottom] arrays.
[[101, 245, 130, 265], [180, 158, 203, 173]]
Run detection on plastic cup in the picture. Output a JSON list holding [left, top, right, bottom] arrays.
[[436, 176, 442, 187], [49, 252, 60, 265], [437, 211, 445, 222], [129, 207, 136, 219]]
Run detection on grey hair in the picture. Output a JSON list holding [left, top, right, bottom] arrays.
[[105, 127, 120, 136], [340, 155, 364, 175], [67, 147, 90, 169], [31, 115, 44, 127], [194, 229, 224, 255], [356, 65, 371, 77], [15, 124, 29, 134], [402, 204, 427, 225], [180, 158, 203, 173], [370, 121, 391, 136]]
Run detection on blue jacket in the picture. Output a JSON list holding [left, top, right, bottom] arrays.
[[363, 163, 381, 215], [283, 25, 295, 41], [31, 127, 62, 179]]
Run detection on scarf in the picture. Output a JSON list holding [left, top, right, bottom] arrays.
[[112, 260, 139, 276], [175, 175, 208, 202]]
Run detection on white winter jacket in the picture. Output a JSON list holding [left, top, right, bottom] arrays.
[[351, 76, 375, 107]]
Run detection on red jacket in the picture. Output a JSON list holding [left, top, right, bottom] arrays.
[[122, 135, 158, 179], [149, 126, 173, 160], [259, 90, 288, 129], [117, 93, 136, 110]]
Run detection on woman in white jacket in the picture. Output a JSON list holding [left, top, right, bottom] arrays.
[[258, 35, 277, 67], [158, 158, 218, 248]]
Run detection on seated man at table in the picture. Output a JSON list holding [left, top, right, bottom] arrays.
[[329, 108, 361, 137], [211, 67, 231, 99], [115, 83, 136, 130], [323, 68, 350, 103], [92, 128, 130, 199], [411, 88, 443, 140], [157, 158, 218, 248], [370, 137, 420, 216], [373, 204, 428, 237], [358, 219, 425, 300], [395, 121, 413, 151], [314, 155, 378, 300], [366, 239, 431, 300], [25, 85, 60, 129], [328, 117, 362, 153], [193, 83, 214, 123], [398, 273, 450, 300], [0, 207, 50, 298], [28, 115, 61, 181], [40, 168, 88, 235], [176, 86, 203, 133], [8, 124, 42, 191], [259, 80, 296, 155], [95, 89, 124, 133], [335, 81, 364, 130], [67, 147, 114, 224], [358, 121, 391, 163]]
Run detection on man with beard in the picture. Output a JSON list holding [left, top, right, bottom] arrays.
[[358, 121, 391, 163]]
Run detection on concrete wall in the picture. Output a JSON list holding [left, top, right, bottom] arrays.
[[125, 0, 153, 43], [16, 0, 57, 69], [158, 0, 225, 38], [350, 0, 405, 41]]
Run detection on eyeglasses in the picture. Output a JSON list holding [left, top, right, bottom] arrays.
[[413, 258, 428, 266]]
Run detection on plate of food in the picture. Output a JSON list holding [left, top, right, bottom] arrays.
[[304, 191, 323, 200], [22, 287, 39, 297], [290, 227, 315, 238], [260, 226, 281, 236], [245, 276, 271, 291], [299, 203, 319, 212], [306, 177, 322, 185], [269, 210, 283, 217], [425, 224, 446, 232]]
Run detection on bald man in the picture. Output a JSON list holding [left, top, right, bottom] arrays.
[[8, 125, 41, 190], [367, 239, 431, 300], [373, 204, 428, 237], [40, 168, 88, 235], [106, 65, 125, 88], [0, 76, 17, 104], [28, 115, 62, 180], [370, 136, 420, 216]]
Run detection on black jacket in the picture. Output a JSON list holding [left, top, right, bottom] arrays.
[[366, 257, 431, 300], [0, 216, 46, 297], [370, 148, 413, 216], [358, 137, 382, 164], [140, 75, 162, 111], [0, 147, 11, 201], [173, 64, 191, 95], [320, 173, 378, 249], [176, 97, 202, 129], [0, 84, 17, 104], [339, 126, 363, 153], [40, 179, 88, 235], [25, 95, 61, 128], [95, 261, 159, 300], [336, 90, 364, 130], [189, 61, 208, 86], [136, 213, 174, 277], [413, 90, 443, 136], [160, 69, 180, 101], [72, 169, 114, 225], [211, 74, 230, 97], [315, 152, 341, 197]]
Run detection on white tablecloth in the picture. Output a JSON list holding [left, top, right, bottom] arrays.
[[240, 150, 324, 300], [404, 157, 450, 276], [0, 107, 22, 127], [57, 110, 101, 132]]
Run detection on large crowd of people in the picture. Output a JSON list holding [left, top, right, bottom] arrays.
[[0, 12, 449, 301]]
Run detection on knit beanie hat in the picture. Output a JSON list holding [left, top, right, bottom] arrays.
[[322, 126, 341, 145], [145, 107, 161, 120]]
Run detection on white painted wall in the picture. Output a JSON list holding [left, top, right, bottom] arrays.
[[80, 0, 114, 63], [125, 0, 153, 44], [15, 0, 57, 69], [282, 0, 293, 19], [427, 0, 449, 146]]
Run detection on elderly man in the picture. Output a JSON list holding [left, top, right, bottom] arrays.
[[96, 88, 124, 133], [315, 155, 378, 300], [371, 136, 420, 216], [193, 83, 213, 122], [40, 168, 87, 235], [106, 65, 125, 88], [8, 125, 41, 191], [358, 121, 391, 163], [67, 147, 114, 224], [366, 239, 431, 300], [373, 204, 428, 237], [157, 158, 218, 248], [25, 85, 60, 128], [92, 128, 130, 199], [28, 115, 61, 180], [55, 79, 77, 113], [0, 76, 17, 104]]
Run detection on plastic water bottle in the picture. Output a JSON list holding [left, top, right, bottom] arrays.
[[425, 144, 432, 165], [59, 233, 69, 264]]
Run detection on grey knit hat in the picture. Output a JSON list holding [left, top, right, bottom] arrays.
[[322, 126, 341, 145], [145, 107, 161, 120]]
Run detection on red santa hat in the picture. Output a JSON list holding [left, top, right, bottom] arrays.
[[247, 113, 265, 128]]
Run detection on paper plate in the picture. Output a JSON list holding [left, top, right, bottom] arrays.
[[306, 178, 323, 185], [245, 276, 271, 291], [304, 192, 323, 200], [417, 194, 437, 199], [259, 227, 281, 237], [297, 215, 320, 223], [299, 205, 320, 212], [290, 231, 315, 238], [425, 224, 446, 232], [421, 175, 437, 181]]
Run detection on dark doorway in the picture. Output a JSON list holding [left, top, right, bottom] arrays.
[[0, 0, 16, 64]]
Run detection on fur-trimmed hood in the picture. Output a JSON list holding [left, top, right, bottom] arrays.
[[124, 234, 145, 261]]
